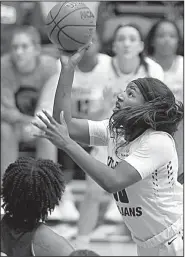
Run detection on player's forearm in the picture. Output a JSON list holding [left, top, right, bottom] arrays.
[[64, 140, 118, 193], [53, 67, 74, 125], [35, 74, 59, 117]]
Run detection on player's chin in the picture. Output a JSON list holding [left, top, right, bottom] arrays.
[[112, 107, 121, 113]]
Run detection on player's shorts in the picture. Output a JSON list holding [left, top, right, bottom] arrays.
[[137, 230, 183, 256]]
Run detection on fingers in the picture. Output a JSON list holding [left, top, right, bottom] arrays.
[[60, 111, 67, 126], [33, 133, 51, 140], [78, 41, 92, 53], [42, 110, 58, 125], [32, 121, 47, 132], [36, 113, 51, 127]]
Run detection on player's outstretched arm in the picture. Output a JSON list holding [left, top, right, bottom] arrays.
[[53, 44, 91, 145]]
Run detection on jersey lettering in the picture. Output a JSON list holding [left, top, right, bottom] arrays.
[[107, 156, 129, 203], [113, 189, 129, 203], [117, 206, 142, 217]]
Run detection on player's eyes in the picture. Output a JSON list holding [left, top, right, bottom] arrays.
[[127, 90, 135, 97]]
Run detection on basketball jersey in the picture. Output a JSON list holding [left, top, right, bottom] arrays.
[[163, 55, 183, 103], [88, 119, 183, 247], [106, 56, 164, 96], [71, 53, 112, 119]]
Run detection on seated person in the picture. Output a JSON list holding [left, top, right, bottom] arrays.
[[1, 157, 74, 256], [1, 25, 59, 180]]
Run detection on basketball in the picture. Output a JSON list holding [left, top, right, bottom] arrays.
[[45, 2, 96, 52]]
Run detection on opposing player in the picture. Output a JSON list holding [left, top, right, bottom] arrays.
[[1, 157, 75, 256]]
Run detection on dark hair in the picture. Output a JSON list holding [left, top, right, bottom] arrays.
[[1, 157, 65, 230], [109, 77, 183, 147], [145, 19, 182, 56], [69, 249, 100, 256], [11, 25, 41, 45], [112, 23, 149, 75]]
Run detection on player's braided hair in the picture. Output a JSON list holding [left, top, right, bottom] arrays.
[[1, 157, 65, 229], [109, 78, 183, 145]]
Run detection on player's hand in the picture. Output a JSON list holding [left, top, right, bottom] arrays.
[[32, 110, 72, 150], [59, 42, 92, 69]]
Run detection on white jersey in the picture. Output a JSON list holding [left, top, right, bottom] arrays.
[[71, 53, 112, 119], [88, 119, 183, 248], [106, 57, 164, 96], [163, 55, 183, 103]]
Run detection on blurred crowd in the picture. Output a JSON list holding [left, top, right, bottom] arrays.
[[1, 0, 184, 251]]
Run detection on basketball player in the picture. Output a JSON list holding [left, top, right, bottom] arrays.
[[1, 157, 74, 256], [33, 45, 183, 256]]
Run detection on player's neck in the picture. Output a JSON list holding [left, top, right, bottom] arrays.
[[78, 56, 98, 72], [115, 55, 140, 75], [153, 53, 176, 71], [129, 127, 146, 142]]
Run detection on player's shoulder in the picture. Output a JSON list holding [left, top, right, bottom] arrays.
[[1, 54, 12, 68], [98, 53, 111, 61], [142, 129, 175, 149], [176, 55, 183, 63], [97, 53, 112, 66], [145, 57, 164, 80], [175, 55, 183, 68], [145, 57, 163, 71], [1, 54, 15, 80], [38, 54, 58, 77], [39, 54, 58, 68]]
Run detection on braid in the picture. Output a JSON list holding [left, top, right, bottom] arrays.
[[1, 157, 65, 229], [109, 97, 183, 146]]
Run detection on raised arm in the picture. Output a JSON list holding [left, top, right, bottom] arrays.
[[53, 47, 90, 145]]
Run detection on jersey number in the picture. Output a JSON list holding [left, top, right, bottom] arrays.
[[77, 100, 90, 115], [113, 189, 129, 203]]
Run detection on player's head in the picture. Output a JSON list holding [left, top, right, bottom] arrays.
[[69, 249, 100, 256], [112, 23, 144, 59], [109, 77, 183, 142], [112, 23, 148, 73], [1, 157, 65, 229], [10, 26, 41, 71], [145, 19, 182, 57]]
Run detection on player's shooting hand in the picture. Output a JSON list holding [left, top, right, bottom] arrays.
[[32, 110, 72, 150], [59, 42, 92, 69]]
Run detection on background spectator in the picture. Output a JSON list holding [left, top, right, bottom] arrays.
[[1, 26, 58, 179], [145, 19, 183, 183]]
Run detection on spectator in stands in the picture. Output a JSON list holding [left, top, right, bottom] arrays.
[[1, 26, 59, 181], [1, 157, 75, 256], [145, 19, 183, 184], [1, 2, 50, 55]]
